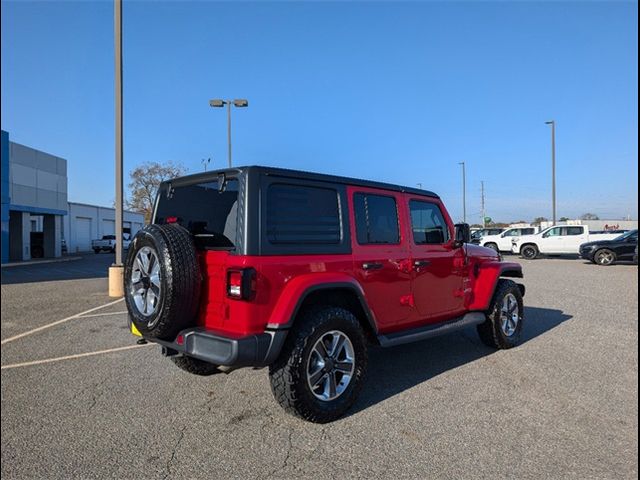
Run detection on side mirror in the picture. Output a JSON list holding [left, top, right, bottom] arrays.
[[454, 223, 471, 247]]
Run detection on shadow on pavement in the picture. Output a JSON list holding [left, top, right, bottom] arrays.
[[0, 254, 115, 285], [349, 306, 572, 416]]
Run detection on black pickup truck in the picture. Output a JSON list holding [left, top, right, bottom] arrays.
[[579, 229, 638, 265]]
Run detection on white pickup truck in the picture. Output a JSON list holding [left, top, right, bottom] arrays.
[[477, 227, 538, 253], [91, 235, 131, 254], [511, 225, 625, 259]]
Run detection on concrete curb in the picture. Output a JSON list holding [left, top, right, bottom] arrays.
[[1, 256, 83, 268]]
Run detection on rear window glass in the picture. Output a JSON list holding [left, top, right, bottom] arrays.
[[564, 227, 584, 236], [354, 193, 400, 245], [155, 179, 239, 249], [267, 184, 341, 244]]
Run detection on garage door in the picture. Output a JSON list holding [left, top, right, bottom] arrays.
[[76, 217, 92, 252], [103, 219, 115, 236]]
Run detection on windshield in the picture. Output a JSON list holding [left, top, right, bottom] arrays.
[[155, 178, 239, 250], [614, 229, 637, 241]]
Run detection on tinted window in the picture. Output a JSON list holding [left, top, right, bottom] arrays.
[[564, 226, 584, 236], [522, 228, 535, 235], [545, 227, 562, 237], [409, 200, 450, 244], [155, 179, 239, 249], [267, 184, 340, 244], [354, 193, 399, 244]]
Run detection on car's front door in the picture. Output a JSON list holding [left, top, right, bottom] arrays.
[[617, 231, 638, 260], [405, 195, 466, 325], [348, 187, 413, 331], [540, 227, 564, 253]]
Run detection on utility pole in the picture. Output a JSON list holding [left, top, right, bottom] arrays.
[[481, 181, 486, 228], [109, 0, 124, 297], [458, 162, 466, 223], [545, 120, 557, 226]]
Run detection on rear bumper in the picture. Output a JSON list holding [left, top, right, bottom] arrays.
[[148, 327, 288, 368]]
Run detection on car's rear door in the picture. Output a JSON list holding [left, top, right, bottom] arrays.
[[348, 187, 412, 331], [561, 226, 588, 253]]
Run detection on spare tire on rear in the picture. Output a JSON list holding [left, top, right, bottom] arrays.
[[124, 224, 201, 340]]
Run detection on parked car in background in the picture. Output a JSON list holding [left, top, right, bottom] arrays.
[[477, 227, 537, 253], [91, 235, 131, 254], [512, 225, 626, 259], [470, 227, 505, 245], [579, 229, 638, 265]]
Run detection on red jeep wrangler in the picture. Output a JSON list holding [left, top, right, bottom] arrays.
[[125, 166, 525, 423]]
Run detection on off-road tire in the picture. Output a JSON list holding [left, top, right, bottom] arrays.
[[477, 279, 524, 349], [269, 306, 368, 423], [594, 248, 616, 266], [171, 356, 220, 376], [520, 244, 539, 259], [124, 224, 201, 340]]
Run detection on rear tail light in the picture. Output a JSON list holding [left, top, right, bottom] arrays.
[[226, 268, 256, 300], [166, 216, 179, 224]]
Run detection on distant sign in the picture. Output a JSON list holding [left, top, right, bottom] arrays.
[[484, 216, 492, 223]]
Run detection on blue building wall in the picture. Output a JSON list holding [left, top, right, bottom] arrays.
[[1, 130, 10, 264]]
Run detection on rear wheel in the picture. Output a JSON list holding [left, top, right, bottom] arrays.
[[594, 248, 616, 266], [520, 244, 539, 259], [269, 307, 368, 423], [477, 279, 524, 349]]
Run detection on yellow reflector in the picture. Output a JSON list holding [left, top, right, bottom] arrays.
[[130, 322, 142, 337]]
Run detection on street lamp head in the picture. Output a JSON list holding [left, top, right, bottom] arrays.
[[233, 99, 248, 107], [545, 120, 555, 125], [209, 99, 226, 107]]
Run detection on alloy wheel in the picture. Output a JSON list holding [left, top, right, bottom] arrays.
[[131, 246, 162, 323], [306, 330, 355, 401]]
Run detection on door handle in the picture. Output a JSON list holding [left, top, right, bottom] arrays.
[[413, 260, 431, 269], [362, 262, 384, 271]]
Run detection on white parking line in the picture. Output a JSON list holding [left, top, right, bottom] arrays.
[[0, 298, 124, 346], [0, 344, 153, 370], [76, 311, 128, 319]]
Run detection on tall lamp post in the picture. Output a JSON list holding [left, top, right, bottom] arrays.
[[545, 120, 557, 226], [109, 0, 124, 297], [209, 99, 248, 168], [458, 161, 466, 223]]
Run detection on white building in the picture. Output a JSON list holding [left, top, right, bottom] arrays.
[[63, 203, 144, 253], [1, 130, 146, 262]]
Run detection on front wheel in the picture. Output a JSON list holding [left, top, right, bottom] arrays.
[[477, 279, 524, 349], [269, 307, 368, 423], [520, 244, 539, 259], [594, 249, 616, 266], [484, 243, 499, 253]]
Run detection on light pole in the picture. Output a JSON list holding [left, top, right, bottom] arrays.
[[201, 157, 211, 172], [209, 99, 248, 168], [545, 120, 557, 226], [458, 161, 466, 223], [109, 0, 124, 297], [416, 183, 423, 189]]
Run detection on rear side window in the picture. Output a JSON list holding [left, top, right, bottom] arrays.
[[409, 200, 450, 244], [267, 184, 340, 244], [564, 226, 584, 236], [521, 228, 535, 235], [155, 179, 239, 249], [354, 193, 400, 244]]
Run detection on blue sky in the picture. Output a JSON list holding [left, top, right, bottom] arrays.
[[1, 1, 638, 223]]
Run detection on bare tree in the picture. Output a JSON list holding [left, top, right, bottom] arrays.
[[532, 216, 549, 226], [127, 161, 187, 222], [580, 213, 600, 220]]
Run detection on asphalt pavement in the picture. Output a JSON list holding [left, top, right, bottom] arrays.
[[1, 254, 638, 479]]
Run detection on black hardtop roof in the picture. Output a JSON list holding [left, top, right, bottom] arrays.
[[162, 165, 440, 198]]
